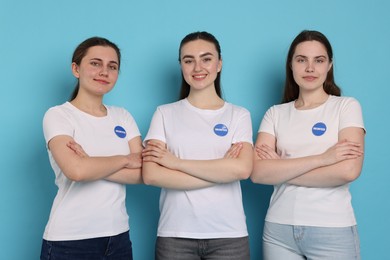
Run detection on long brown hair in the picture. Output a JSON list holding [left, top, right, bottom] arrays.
[[178, 31, 223, 100], [282, 30, 341, 103]]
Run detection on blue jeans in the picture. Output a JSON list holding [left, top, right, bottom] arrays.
[[40, 231, 133, 260], [155, 236, 250, 260], [263, 222, 360, 260]]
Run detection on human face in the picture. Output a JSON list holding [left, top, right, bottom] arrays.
[[180, 39, 222, 92], [291, 40, 332, 93], [72, 46, 119, 97]]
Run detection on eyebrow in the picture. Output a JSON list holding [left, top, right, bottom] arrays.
[[182, 52, 215, 60], [294, 55, 327, 59], [90, 58, 119, 64]]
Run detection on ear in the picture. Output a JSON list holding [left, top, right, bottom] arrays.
[[328, 61, 333, 72], [71, 62, 80, 78], [217, 58, 222, 73]]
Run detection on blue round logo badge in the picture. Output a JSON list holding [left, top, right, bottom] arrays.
[[114, 126, 127, 138], [214, 124, 228, 137], [312, 122, 327, 136]]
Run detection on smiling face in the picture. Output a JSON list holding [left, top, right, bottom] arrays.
[[179, 39, 222, 93], [72, 45, 119, 97], [291, 40, 333, 93]]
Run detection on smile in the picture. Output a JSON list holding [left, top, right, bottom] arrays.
[[193, 74, 207, 79]]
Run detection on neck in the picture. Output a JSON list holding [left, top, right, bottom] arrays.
[[187, 88, 224, 110], [295, 90, 329, 110], [70, 94, 106, 117]]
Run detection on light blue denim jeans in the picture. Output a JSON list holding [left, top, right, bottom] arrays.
[[155, 236, 250, 260], [263, 221, 360, 260]]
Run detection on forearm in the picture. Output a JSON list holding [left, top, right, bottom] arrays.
[[142, 162, 215, 190], [105, 168, 143, 184], [175, 143, 253, 183], [287, 157, 363, 187], [64, 155, 130, 182], [251, 154, 325, 185], [177, 157, 252, 183]]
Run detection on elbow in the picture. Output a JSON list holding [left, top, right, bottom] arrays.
[[342, 166, 362, 183], [60, 159, 93, 182], [249, 162, 265, 184], [235, 162, 253, 180], [249, 174, 258, 183], [64, 169, 87, 182], [141, 163, 159, 186], [249, 173, 266, 184], [341, 160, 363, 183], [142, 173, 155, 186], [249, 167, 275, 185]]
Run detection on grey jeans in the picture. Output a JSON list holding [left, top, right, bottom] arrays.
[[155, 236, 250, 260]]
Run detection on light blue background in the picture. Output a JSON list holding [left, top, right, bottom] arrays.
[[1, 0, 388, 259]]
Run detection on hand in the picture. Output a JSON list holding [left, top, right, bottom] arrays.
[[255, 144, 280, 160], [125, 152, 142, 169], [224, 142, 243, 159], [321, 140, 363, 166], [67, 140, 88, 158], [142, 140, 180, 170]]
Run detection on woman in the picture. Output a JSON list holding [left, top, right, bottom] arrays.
[[251, 30, 365, 259], [40, 37, 143, 259], [142, 31, 253, 259]]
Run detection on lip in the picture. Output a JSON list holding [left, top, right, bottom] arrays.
[[94, 79, 110, 84], [303, 76, 317, 81], [192, 74, 207, 80]]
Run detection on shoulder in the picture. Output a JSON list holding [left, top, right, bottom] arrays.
[[106, 105, 131, 115], [156, 100, 183, 113], [327, 95, 362, 109], [106, 105, 137, 122], [226, 102, 251, 116], [44, 102, 73, 119], [266, 101, 294, 114]]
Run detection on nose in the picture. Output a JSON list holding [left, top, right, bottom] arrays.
[[305, 61, 314, 72], [99, 66, 109, 76], [194, 60, 202, 72]]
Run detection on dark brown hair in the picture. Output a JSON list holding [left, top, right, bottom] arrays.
[[282, 30, 341, 103], [178, 31, 223, 100], [69, 37, 121, 101]]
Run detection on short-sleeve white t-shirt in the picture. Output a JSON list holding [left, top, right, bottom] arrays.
[[259, 95, 365, 227], [43, 102, 140, 241], [144, 98, 252, 238]]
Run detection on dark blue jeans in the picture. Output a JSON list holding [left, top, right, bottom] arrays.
[[155, 236, 250, 260], [40, 231, 133, 260]]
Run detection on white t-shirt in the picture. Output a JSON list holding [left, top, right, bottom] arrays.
[[42, 102, 141, 241], [144, 98, 252, 238], [259, 95, 365, 227]]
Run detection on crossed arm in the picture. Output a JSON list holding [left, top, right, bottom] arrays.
[[48, 135, 143, 184], [251, 127, 365, 187], [141, 139, 253, 190]]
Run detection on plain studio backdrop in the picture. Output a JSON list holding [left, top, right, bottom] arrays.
[[1, 0, 388, 259]]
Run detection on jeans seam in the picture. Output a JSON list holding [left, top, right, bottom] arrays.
[[351, 226, 361, 260]]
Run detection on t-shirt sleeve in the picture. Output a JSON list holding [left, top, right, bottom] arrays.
[[232, 108, 253, 145], [121, 109, 141, 142], [258, 106, 276, 136], [143, 107, 166, 146], [42, 107, 74, 145], [339, 97, 365, 132]]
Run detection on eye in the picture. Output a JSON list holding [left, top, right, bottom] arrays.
[[183, 59, 193, 64], [315, 58, 325, 64], [202, 57, 212, 62], [90, 61, 101, 67], [109, 65, 118, 70]]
